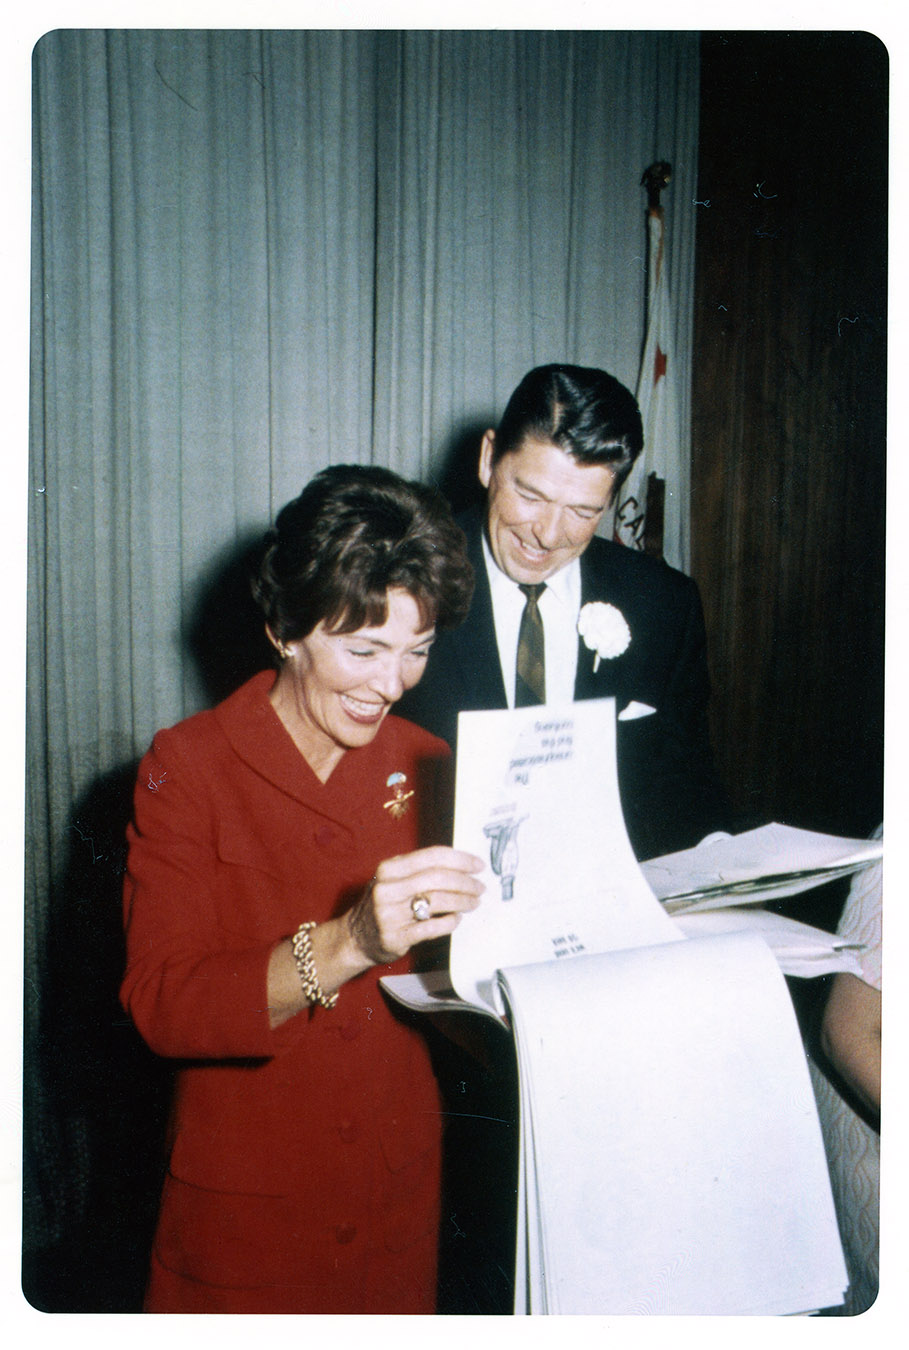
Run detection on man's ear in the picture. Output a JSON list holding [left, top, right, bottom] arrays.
[[477, 430, 496, 489]]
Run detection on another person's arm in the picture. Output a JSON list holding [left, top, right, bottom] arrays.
[[818, 844, 882, 1120], [820, 973, 881, 1117]]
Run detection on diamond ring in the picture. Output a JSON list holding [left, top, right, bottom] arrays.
[[410, 895, 431, 922]]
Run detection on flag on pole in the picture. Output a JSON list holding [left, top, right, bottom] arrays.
[[613, 203, 687, 571]]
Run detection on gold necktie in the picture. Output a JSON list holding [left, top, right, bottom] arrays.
[[515, 584, 546, 706]]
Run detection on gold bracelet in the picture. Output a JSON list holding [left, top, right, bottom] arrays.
[[291, 922, 339, 1010]]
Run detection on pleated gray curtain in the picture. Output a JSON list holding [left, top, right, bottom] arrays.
[[26, 28, 699, 1262]]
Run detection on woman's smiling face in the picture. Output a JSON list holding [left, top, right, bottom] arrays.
[[273, 587, 435, 778]]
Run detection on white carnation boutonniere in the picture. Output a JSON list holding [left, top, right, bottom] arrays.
[[577, 601, 631, 672]]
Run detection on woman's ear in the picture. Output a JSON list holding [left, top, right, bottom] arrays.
[[265, 624, 294, 660]]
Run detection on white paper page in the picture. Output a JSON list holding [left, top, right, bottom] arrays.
[[513, 1070, 538, 1316], [378, 971, 507, 1022], [660, 864, 876, 913], [450, 700, 681, 1010], [674, 907, 866, 978], [381, 904, 863, 1014], [642, 822, 883, 904], [499, 933, 847, 1316], [513, 1121, 530, 1315]]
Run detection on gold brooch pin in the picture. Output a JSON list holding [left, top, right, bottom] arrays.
[[383, 771, 414, 819]]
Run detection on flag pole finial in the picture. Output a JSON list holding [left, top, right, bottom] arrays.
[[641, 161, 672, 213]]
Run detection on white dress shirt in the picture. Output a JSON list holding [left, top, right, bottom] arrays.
[[481, 532, 581, 707]]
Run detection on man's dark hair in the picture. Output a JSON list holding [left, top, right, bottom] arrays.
[[492, 363, 644, 492]]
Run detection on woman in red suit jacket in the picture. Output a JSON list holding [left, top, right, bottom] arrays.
[[121, 466, 483, 1313]]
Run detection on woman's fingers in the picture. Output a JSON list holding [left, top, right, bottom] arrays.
[[373, 871, 484, 921], [374, 847, 485, 905], [374, 846, 485, 883], [348, 847, 486, 964]]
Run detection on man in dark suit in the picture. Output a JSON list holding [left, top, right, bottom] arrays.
[[400, 365, 732, 1314], [399, 362, 731, 862]]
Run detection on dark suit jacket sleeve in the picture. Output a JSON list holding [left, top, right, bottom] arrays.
[[606, 556, 733, 858]]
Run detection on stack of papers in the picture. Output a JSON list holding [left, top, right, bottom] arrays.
[[500, 933, 847, 1314], [642, 823, 882, 912], [382, 699, 869, 1313]]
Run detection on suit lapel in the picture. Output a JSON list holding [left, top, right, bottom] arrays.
[[217, 673, 416, 828], [454, 509, 508, 709], [457, 513, 628, 708], [216, 673, 344, 814], [574, 546, 627, 703]]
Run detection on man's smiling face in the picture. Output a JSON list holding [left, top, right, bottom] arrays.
[[478, 433, 616, 584]]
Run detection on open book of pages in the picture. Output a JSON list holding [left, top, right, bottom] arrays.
[[385, 705, 879, 1020], [381, 700, 864, 1313]]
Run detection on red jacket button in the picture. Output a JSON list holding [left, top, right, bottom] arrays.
[[335, 1223, 358, 1245]]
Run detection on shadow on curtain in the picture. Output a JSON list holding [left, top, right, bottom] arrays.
[[23, 761, 171, 1311], [22, 538, 283, 1311]]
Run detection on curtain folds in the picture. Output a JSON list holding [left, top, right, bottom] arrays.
[[26, 29, 699, 1267]]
